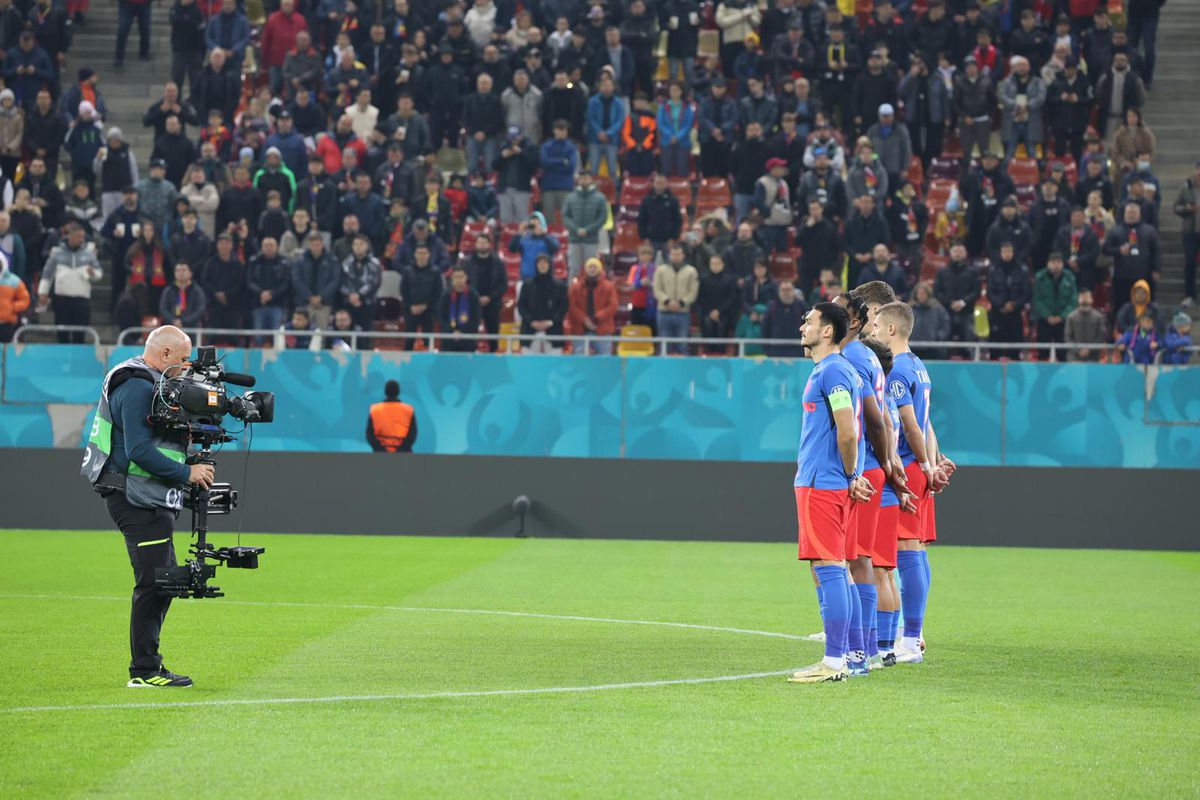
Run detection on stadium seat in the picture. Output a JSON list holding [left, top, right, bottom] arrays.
[[613, 223, 641, 255], [1008, 157, 1040, 187], [372, 320, 406, 351], [502, 251, 522, 281], [1015, 184, 1037, 211], [499, 223, 521, 250], [595, 175, 617, 204], [927, 157, 959, 182], [906, 156, 925, 188], [617, 325, 655, 357], [920, 252, 949, 281], [497, 321, 520, 353], [769, 252, 798, 280], [619, 179, 651, 209], [667, 177, 692, 209], [941, 132, 965, 160], [698, 177, 731, 204]]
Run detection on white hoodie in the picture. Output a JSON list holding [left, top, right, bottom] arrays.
[[37, 241, 102, 299]]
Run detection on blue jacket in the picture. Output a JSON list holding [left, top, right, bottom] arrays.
[[340, 191, 387, 242], [63, 121, 104, 169], [206, 10, 251, 57], [656, 101, 694, 146], [467, 185, 498, 221], [1163, 330, 1192, 365], [1119, 327, 1159, 365], [59, 83, 108, 123], [265, 130, 308, 177], [698, 95, 737, 143], [538, 138, 578, 192], [3, 46, 54, 106], [586, 93, 626, 145], [507, 232, 560, 281]]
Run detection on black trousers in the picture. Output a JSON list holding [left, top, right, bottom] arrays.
[[404, 309, 436, 350], [105, 492, 177, 677], [1183, 232, 1198, 301], [481, 302, 501, 352], [52, 295, 90, 342], [700, 139, 730, 178]]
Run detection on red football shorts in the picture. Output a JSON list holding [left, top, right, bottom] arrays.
[[923, 494, 938, 544], [847, 468, 886, 561], [874, 505, 900, 569], [898, 461, 928, 541], [796, 487, 850, 562]]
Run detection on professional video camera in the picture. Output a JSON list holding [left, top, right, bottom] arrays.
[[149, 346, 275, 600]]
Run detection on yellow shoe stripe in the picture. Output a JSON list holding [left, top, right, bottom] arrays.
[[136, 538, 171, 548]]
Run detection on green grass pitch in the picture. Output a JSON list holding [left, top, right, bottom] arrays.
[[0, 530, 1197, 798]]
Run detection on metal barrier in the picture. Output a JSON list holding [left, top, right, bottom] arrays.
[[11, 325, 101, 346], [111, 326, 1200, 361]]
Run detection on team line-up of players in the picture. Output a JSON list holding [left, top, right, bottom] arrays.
[[790, 282, 953, 684]]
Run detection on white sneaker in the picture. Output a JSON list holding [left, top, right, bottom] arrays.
[[894, 643, 924, 664], [803, 631, 827, 642]]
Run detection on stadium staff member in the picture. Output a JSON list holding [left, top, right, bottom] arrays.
[[82, 325, 214, 688], [367, 379, 418, 452]]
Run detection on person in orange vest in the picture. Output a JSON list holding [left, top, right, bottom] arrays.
[[366, 379, 418, 452]]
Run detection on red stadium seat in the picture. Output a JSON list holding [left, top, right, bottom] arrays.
[[906, 156, 925, 188], [769, 252, 798, 280], [613, 223, 641, 255], [927, 157, 959, 182], [667, 177, 692, 208], [1015, 184, 1037, 211], [595, 175, 617, 204], [920, 251, 948, 282], [1008, 157, 1040, 187], [502, 250, 522, 281], [698, 176, 731, 202]]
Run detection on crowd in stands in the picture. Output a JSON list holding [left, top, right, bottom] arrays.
[[0, 0, 1195, 364]]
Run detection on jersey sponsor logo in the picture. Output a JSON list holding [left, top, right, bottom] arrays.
[[803, 401, 817, 412], [889, 380, 906, 399]]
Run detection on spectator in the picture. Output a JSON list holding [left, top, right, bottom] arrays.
[[653, 244, 699, 354], [494, 126, 539, 224], [1095, 52, 1145, 139], [561, 171, 606, 279], [817, 26, 859, 136], [898, 53, 947, 165], [340, 234, 381, 330], [1028, 178, 1072, 271], [637, 174, 682, 258], [198, 233, 244, 332], [1173, 161, 1200, 305], [803, 115, 846, 173], [987, 241, 1032, 355], [698, 77, 737, 177], [205, 0, 251, 71], [291, 231, 339, 328], [25, 90, 66, 179], [768, 111, 807, 190], [279, 207, 315, 259], [627, 243, 657, 332], [716, 0, 761, 80], [0, 250, 29, 342], [344, 88, 378, 144], [460, 233, 507, 351], [594, 26, 635, 96], [910, 280, 950, 359], [143, 83, 200, 145], [115, 0, 152, 67], [798, 146, 847, 223], [1114, 279, 1159, 335], [851, 50, 897, 140], [731, 120, 769, 222], [847, 138, 889, 205], [341, 172, 386, 250], [1032, 251, 1079, 359], [169, 0, 207, 95], [621, 91, 658, 178], [539, 119, 577, 224], [393, 218, 450, 272], [508, 212, 559, 282], [151, 116, 196, 188], [0, 90, 22, 181], [762, 280, 806, 357], [541, 69, 585, 143], [99, 187, 141, 283], [282, 306, 316, 349], [136, 159, 178, 234], [999, 56, 1046, 160], [620, 0, 659, 94], [585, 76, 625, 179], [885, 179, 928, 272], [857, 244, 910, 300], [934, 243, 981, 347], [738, 75, 777, 134], [844, 194, 891, 286], [94, 127, 138, 220], [1076, 155, 1115, 210], [262, 112, 306, 179], [332, 214, 362, 264], [217, 164, 262, 237], [954, 55, 995, 166], [567, 257, 618, 355], [158, 261, 206, 329], [517, 253, 567, 353], [1047, 56, 1091, 164], [1163, 312, 1193, 365], [435, 264, 480, 353], [986, 198, 1033, 267], [295, 156, 337, 235], [722, 221, 766, 286], [5, 32, 52, 112], [462, 73, 503, 175], [464, 171, 499, 227], [502, 69, 543, 146], [192, 49, 240, 125], [9, 189, 43, 275], [867, 103, 912, 186], [742, 258, 775, 313], [114, 221, 168, 328], [254, 148, 298, 215], [400, 242, 443, 349], [752, 157, 794, 253], [1117, 312, 1160, 364], [281, 32, 323, 101], [663, 0, 701, 86], [697, 254, 740, 353], [1064, 290, 1110, 361], [1054, 206, 1103, 291], [657, 82, 693, 178], [1104, 202, 1161, 316], [261, 0, 307, 96], [1110, 108, 1156, 177], [247, 236, 290, 334], [19, 157, 64, 235], [796, 200, 843, 298], [165, 211, 210, 283]]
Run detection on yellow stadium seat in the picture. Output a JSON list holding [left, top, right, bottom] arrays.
[[617, 325, 655, 357]]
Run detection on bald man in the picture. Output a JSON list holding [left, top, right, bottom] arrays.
[[82, 325, 214, 688]]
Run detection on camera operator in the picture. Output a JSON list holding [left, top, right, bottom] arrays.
[[81, 325, 214, 688]]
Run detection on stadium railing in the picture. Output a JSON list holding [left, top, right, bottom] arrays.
[[96, 326, 1200, 362], [11, 325, 102, 345]]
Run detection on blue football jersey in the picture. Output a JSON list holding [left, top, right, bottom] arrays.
[[842, 339, 886, 471], [888, 351, 932, 465], [795, 355, 862, 490]]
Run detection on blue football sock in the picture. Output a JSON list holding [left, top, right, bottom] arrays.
[[921, 550, 931, 598], [897, 551, 928, 640], [877, 610, 895, 650], [856, 584, 878, 658], [889, 608, 901, 644], [815, 583, 826, 624], [846, 571, 864, 661], [814, 565, 850, 663]]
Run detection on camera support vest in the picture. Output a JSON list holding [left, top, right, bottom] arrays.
[[81, 356, 188, 510]]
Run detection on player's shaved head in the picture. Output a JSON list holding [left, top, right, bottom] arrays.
[[850, 280, 897, 308], [875, 302, 914, 339], [144, 325, 193, 372]]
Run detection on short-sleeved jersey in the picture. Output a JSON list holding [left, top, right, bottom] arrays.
[[842, 339, 886, 471], [880, 396, 901, 508], [888, 351, 932, 465], [795, 354, 861, 490]]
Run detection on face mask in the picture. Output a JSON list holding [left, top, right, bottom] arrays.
[[1136, 161, 1150, 172]]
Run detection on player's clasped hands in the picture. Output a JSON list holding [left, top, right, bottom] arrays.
[[849, 475, 876, 503]]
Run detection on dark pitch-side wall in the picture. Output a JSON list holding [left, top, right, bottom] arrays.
[[0, 449, 1192, 550]]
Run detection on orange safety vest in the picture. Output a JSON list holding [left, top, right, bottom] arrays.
[[369, 401, 414, 452]]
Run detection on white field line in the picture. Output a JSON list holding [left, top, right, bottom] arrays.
[[0, 593, 815, 714]]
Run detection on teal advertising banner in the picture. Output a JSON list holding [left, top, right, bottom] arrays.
[[1, 345, 1197, 468]]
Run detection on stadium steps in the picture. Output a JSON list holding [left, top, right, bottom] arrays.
[[1139, 0, 1200, 317]]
